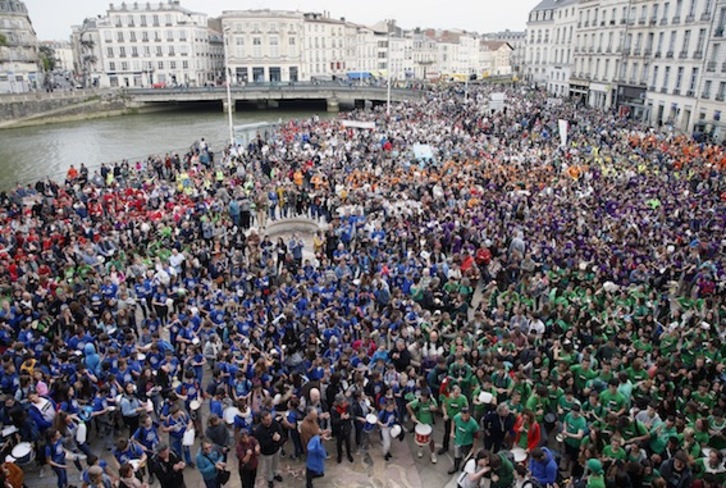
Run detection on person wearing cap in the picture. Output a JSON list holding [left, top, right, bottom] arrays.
[[448, 406, 479, 475], [236, 429, 260, 488], [659, 450, 693, 488], [150, 444, 185, 488], [585, 458, 605, 488], [406, 388, 438, 463]]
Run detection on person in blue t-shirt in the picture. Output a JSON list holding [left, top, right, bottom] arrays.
[[378, 399, 398, 461], [45, 429, 68, 488]]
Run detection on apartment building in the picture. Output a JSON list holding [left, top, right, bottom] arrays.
[[696, 0, 726, 136], [0, 0, 39, 93], [483, 30, 526, 74], [72, 1, 221, 88]]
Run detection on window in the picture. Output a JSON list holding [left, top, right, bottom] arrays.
[[652, 65, 659, 86], [156, 46, 163, 56], [142, 31, 149, 42], [663, 66, 671, 87], [164, 14, 172, 26], [289, 37, 295, 45], [166, 31, 174, 41], [154, 31, 161, 42], [143, 46, 150, 56], [703, 80, 711, 96], [109, 61, 116, 71], [253, 37, 262, 57], [675, 66, 684, 89], [131, 46, 138, 57], [270, 36, 279, 57], [128, 14, 135, 26], [119, 46, 126, 58], [117, 31, 124, 42], [688, 68, 698, 91], [235, 37, 245, 57], [121, 61, 128, 71], [140, 15, 147, 27], [158, 61, 164, 70], [110, 76, 119, 87], [179, 30, 187, 41], [107, 47, 114, 58], [169, 61, 176, 70], [668, 31, 677, 51], [696, 28, 706, 52], [182, 60, 188, 69], [179, 45, 189, 56], [152, 14, 159, 26], [682, 30, 691, 54], [168, 46, 175, 57], [129, 31, 136, 42]]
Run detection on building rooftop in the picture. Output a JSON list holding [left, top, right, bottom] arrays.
[[531, 0, 579, 11]]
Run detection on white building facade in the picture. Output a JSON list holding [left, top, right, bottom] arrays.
[[0, 0, 39, 93], [72, 1, 219, 88], [524, 0, 579, 95]]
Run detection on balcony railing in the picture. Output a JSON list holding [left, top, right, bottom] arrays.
[[701, 12, 712, 21], [633, 48, 641, 55], [666, 50, 674, 58], [714, 27, 724, 37], [693, 51, 703, 59], [678, 51, 688, 59], [707, 61, 716, 72], [716, 94, 725, 101], [623, 47, 631, 55], [701, 92, 710, 99], [672, 88, 681, 95], [660, 87, 668, 93], [654, 51, 661, 58], [722, 62, 726, 72], [638, 17, 647, 24], [672, 16, 681, 24], [685, 14, 695, 22], [644, 48, 652, 56], [686, 90, 694, 97], [660, 18, 668, 25]]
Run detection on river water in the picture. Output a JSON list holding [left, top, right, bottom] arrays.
[[0, 107, 330, 191]]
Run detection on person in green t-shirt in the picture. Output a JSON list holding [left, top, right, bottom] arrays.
[[525, 385, 552, 423], [439, 385, 468, 455], [448, 354, 474, 397], [489, 450, 514, 488], [562, 404, 587, 472], [599, 379, 627, 416], [447, 407, 479, 475], [602, 435, 627, 464], [406, 389, 438, 463], [570, 357, 598, 394], [586, 458, 606, 488]]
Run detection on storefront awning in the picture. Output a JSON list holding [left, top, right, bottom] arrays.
[[346, 71, 372, 80]]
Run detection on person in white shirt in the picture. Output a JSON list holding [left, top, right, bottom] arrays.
[[457, 449, 491, 488]]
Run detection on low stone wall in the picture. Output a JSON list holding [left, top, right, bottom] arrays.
[[263, 218, 325, 237]]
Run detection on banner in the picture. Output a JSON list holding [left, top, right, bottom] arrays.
[[558, 119, 568, 147], [341, 120, 375, 130]]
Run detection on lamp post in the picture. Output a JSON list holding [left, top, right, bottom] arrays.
[[222, 27, 234, 148], [386, 31, 391, 115]]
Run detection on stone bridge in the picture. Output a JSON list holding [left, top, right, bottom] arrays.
[[123, 83, 425, 112]]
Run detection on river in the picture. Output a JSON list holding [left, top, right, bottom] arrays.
[[0, 107, 331, 191]]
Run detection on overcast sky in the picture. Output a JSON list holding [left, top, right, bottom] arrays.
[[24, 0, 538, 41]]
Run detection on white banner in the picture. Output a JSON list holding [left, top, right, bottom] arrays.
[[559, 119, 568, 147], [342, 120, 376, 130]]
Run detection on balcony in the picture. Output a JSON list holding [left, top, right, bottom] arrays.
[[589, 46, 594, 53], [649, 85, 656, 91], [707, 61, 716, 71], [654, 51, 661, 58], [644, 48, 652, 56], [685, 14, 695, 23], [678, 51, 688, 59], [722, 62, 726, 72], [584, 21, 589, 27], [660, 87, 668, 93], [620, 19, 627, 24], [577, 22, 582, 28], [716, 94, 725, 101], [601, 21, 606, 26], [606, 47, 612, 53], [672, 16, 680, 24], [702, 92, 710, 99], [627, 18, 636, 25], [638, 17, 647, 24], [693, 51, 703, 59], [701, 12, 712, 21], [686, 90, 695, 97], [660, 18, 668, 25], [715, 27, 724, 38], [633, 48, 641, 56], [610, 20, 616, 25], [666, 50, 674, 58], [672, 88, 681, 95], [623, 47, 631, 55]]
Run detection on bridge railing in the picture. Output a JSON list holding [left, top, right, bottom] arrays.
[[0, 88, 116, 104], [123, 83, 424, 96]]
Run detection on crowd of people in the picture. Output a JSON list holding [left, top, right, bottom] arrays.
[[0, 82, 723, 488]]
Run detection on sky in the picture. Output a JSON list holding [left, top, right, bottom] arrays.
[[24, 0, 539, 41]]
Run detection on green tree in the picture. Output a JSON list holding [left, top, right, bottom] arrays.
[[0, 34, 7, 46], [38, 45, 57, 72]]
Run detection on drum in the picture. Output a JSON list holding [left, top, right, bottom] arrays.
[[365, 413, 378, 425], [555, 433, 565, 443], [511, 447, 527, 463], [415, 424, 432, 446], [390, 424, 402, 438], [182, 428, 195, 446], [192, 337, 200, 345], [145, 400, 154, 413], [478, 391, 494, 404], [190, 400, 202, 411], [10, 443, 34, 465], [129, 459, 144, 471], [223, 407, 240, 425], [137, 353, 146, 361]]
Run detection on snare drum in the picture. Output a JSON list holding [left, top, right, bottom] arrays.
[[414, 424, 432, 446], [190, 400, 202, 411], [10, 442, 34, 465], [223, 406, 240, 425], [511, 447, 527, 463]]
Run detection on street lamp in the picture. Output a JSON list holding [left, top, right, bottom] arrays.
[[386, 31, 391, 115], [222, 27, 234, 148]]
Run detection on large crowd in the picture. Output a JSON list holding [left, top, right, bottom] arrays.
[[0, 83, 723, 488]]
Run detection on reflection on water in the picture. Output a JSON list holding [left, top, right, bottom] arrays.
[[0, 107, 329, 190]]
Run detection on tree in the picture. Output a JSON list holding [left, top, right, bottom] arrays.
[[0, 34, 7, 46], [38, 45, 57, 72]]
